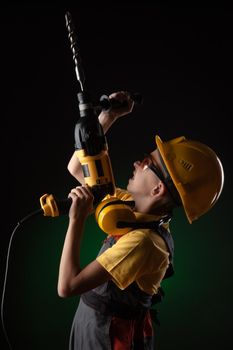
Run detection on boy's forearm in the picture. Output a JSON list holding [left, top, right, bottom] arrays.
[[67, 152, 84, 183], [98, 110, 117, 133], [57, 218, 85, 297]]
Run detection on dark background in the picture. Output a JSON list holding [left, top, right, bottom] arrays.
[[1, 3, 232, 349]]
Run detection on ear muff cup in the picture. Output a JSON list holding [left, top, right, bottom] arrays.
[[95, 197, 136, 235]]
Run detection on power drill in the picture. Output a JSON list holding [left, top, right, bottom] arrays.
[[39, 12, 142, 218], [74, 90, 115, 201]]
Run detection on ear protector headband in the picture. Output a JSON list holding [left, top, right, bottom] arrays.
[[95, 197, 136, 235]]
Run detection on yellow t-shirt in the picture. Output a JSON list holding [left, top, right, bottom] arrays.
[[96, 188, 171, 295]]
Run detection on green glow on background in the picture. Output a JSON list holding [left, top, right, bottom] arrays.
[[3, 176, 232, 350], [3, 214, 107, 349], [2, 5, 233, 350]]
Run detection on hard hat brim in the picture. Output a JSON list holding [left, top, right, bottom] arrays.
[[155, 135, 194, 223]]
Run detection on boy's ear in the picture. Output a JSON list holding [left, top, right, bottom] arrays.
[[151, 181, 166, 197]]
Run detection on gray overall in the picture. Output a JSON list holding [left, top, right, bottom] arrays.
[[69, 223, 174, 350]]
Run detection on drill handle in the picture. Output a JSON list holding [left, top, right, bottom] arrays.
[[99, 92, 143, 111]]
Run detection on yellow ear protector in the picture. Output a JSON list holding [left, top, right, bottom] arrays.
[[95, 197, 136, 235]]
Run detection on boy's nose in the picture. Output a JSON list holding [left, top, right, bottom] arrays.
[[134, 161, 141, 168]]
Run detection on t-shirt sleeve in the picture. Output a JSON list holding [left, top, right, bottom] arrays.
[[96, 230, 168, 290]]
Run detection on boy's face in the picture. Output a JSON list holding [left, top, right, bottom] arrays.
[[126, 149, 163, 197]]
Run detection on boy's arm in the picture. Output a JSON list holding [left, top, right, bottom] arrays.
[[67, 91, 134, 183]]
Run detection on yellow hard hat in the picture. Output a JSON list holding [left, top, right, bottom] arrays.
[[155, 135, 224, 223]]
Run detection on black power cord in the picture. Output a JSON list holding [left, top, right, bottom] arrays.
[[1, 209, 42, 349]]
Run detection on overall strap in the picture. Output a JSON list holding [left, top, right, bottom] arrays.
[[156, 221, 174, 279]]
